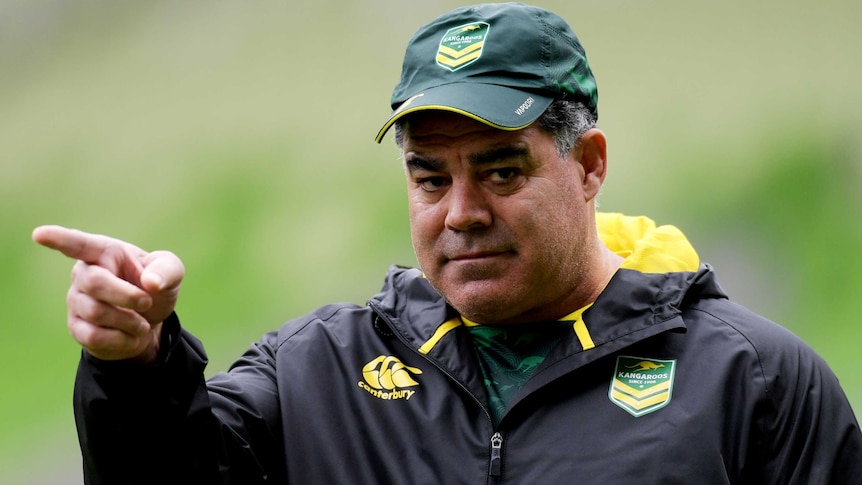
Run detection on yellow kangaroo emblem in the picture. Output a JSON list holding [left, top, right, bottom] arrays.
[[626, 361, 665, 372]]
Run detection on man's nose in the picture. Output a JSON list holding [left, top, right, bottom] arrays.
[[444, 181, 492, 231]]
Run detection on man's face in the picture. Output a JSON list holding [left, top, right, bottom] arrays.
[[402, 111, 599, 325]]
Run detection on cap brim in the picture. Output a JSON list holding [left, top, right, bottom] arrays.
[[374, 83, 553, 143]]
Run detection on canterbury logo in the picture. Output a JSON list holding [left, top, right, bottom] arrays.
[[358, 355, 422, 401], [436, 22, 490, 72]]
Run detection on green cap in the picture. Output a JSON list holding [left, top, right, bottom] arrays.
[[375, 2, 598, 143]]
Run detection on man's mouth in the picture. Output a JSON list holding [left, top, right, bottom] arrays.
[[448, 250, 512, 261]]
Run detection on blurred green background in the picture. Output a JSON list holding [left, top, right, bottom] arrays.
[[2, 0, 860, 482]]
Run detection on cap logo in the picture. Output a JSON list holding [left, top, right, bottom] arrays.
[[392, 93, 425, 116], [436, 22, 490, 72]]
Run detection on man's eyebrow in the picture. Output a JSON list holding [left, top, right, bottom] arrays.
[[468, 145, 530, 166], [404, 155, 444, 173]]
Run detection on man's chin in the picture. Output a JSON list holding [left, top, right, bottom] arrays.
[[437, 280, 522, 323], [442, 255, 515, 281]]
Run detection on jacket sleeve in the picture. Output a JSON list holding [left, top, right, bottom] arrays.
[[74, 313, 285, 485], [755, 330, 862, 484]]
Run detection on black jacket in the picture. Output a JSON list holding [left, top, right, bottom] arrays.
[[74, 214, 862, 484]]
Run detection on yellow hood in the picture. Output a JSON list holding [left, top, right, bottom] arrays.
[[597, 213, 700, 274]]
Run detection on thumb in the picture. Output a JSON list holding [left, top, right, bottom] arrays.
[[140, 250, 185, 294], [138, 250, 184, 324]]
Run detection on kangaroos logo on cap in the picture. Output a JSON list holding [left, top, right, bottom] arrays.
[[358, 355, 423, 401], [609, 355, 676, 417], [436, 22, 490, 72]]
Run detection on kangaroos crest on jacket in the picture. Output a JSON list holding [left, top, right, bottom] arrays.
[[609, 356, 676, 417]]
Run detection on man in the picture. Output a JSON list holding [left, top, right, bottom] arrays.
[[33, 3, 862, 484]]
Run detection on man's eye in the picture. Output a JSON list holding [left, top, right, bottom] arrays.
[[488, 168, 519, 184], [417, 177, 447, 192]]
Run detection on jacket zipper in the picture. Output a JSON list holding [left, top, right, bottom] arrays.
[[489, 431, 504, 478], [369, 305, 503, 482]]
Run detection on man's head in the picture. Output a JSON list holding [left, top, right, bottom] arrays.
[[379, 3, 612, 324]]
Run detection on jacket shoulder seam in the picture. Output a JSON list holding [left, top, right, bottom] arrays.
[[685, 306, 770, 397], [275, 303, 365, 352]]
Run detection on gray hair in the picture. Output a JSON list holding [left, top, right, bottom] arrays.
[[393, 99, 596, 157], [535, 100, 596, 157]]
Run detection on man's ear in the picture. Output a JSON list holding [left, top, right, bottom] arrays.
[[573, 128, 608, 201]]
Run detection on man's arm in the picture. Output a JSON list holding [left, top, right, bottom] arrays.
[[71, 313, 284, 485], [33, 226, 281, 484], [73, 313, 224, 484], [754, 329, 862, 484]]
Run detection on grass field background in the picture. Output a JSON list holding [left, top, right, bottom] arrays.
[[2, 0, 860, 482]]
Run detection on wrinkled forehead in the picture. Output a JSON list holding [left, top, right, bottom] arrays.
[[399, 111, 560, 169]]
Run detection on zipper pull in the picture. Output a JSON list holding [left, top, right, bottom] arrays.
[[489, 432, 503, 477]]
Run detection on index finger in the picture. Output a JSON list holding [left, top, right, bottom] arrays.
[[32, 225, 119, 264]]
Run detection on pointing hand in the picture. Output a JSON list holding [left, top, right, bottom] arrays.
[[32, 225, 185, 363]]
